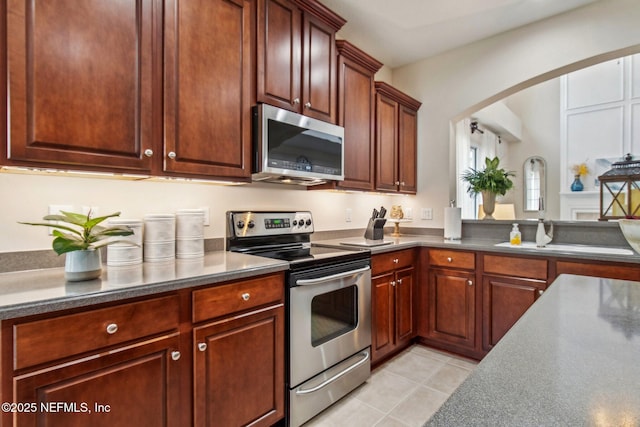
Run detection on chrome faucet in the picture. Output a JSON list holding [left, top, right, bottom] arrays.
[[536, 197, 553, 247]]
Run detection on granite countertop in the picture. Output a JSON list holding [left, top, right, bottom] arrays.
[[426, 273, 640, 426], [0, 251, 288, 320], [317, 234, 640, 263]]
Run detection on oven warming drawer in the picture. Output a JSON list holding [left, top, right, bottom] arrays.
[[288, 348, 370, 427]]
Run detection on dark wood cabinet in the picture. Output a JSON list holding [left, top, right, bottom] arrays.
[[5, 0, 157, 173], [333, 41, 382, 191], [482, 254, 548, 351], [374, 82, 421, 194], [193, 306, 284, 427], [13, 334, 183, 427], [256, 0, 345, 123], [163, 0, 253, 179], [371, 249, 416, 364]]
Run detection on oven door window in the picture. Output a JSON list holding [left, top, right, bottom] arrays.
[[311, 285, 358, 347]]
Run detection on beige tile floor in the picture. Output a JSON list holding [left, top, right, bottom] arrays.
[[303, 345, 477, 427]]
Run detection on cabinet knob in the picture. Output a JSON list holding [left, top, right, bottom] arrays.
[[401, 181, 405, 186], [538, 289, 544, 295], [144, 149, 154, 157], [393, 258, 399, 264], [395, 181, 400, 186], [106, 323, 118, 335], [397, 278, 403, 284], [168, 151, 177, 159], [467, 280, 473, 286], [447, 257, 453, 263], [198, 342, 207, 352], [293, 98, 300, 105], [304, 102, 311, 109], [390, 281, 396, 287], [171, 351, 181, 361], [241, 293, 250, 301]]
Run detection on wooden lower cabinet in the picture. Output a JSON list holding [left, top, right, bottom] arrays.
[[371, 250, 416, 363], [193, 305, 284, 427], [482, 275, 545, 351], [426, 268, 476, 351], [12, 334, 182, 427]]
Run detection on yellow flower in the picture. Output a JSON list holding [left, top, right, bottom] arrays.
[[571, 163, 589, 177]]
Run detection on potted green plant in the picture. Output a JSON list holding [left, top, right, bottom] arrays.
[[462, 156, 515, 220], [20, 211, 134, 281]]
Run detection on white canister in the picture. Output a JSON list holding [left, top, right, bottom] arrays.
[[144, 240, 176, 262], [107, 245, 143, 266], [176, 209, 205, 239], [108, 218, 143, 246], [176, 237, 204, 259], [144, 214, 176, 242]]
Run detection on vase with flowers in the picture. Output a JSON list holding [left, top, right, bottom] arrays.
[[570, 162, 589, 192]]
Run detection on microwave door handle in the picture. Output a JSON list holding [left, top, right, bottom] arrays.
[[295, 266, 370, 286]]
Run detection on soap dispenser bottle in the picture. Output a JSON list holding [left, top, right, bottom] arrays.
[[510, 223, 522, 245]]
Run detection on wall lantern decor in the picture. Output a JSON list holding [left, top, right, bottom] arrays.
[[599, 153, 640, 220]]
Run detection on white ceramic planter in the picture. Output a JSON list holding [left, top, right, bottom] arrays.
[[65, 248, 102, 281]]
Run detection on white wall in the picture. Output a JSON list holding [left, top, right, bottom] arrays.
[[392, 0, 640, 226], [1, 172, 402, 253]]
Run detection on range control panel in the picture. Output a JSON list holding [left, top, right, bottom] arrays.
[[228, 211, 313, 237]]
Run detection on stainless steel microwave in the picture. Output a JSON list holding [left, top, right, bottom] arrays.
[[252, 104, 345, 186]]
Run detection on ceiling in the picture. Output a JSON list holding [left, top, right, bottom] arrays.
[[320, 0, 602, 68]]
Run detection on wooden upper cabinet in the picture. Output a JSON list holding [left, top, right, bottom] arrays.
[[256, 0, 345, 123], [5, 0, 156, 172], [336, 41, 383, 191], [375, 82, 421, 194], [163, 0, 253, 180]]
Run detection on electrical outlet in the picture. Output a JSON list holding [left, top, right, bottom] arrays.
[[404, 207, 413, 219], [199, 207, 210, 226], [345, 208, 352, 223], [421, 208, 433, 220]]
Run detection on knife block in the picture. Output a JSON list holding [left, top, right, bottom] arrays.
[[364, 218, 387, 241]]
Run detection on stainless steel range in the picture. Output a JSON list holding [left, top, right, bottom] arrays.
[[226, 211, 372, 427]]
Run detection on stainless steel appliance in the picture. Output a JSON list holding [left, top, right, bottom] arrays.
[[226, 211, 371, 427], [252, 104, 345, 186]]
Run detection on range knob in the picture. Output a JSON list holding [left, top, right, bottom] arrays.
[[305, 219, 312, 227], [247, 220, 255, 229], [292, 220, 298, 227], [236, 220, 245, 229]]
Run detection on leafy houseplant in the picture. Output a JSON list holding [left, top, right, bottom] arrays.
[[20, 211, 134, 281], [462, 157, 515, 219]]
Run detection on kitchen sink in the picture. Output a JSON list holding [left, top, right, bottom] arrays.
[[494, 241, 635, 256]]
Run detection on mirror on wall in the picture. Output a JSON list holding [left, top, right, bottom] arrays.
[[523, 156, 546, 212]]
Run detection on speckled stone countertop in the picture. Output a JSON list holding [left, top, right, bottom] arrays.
[[425, 273, 640, 426], [317, 234, 640, 262], [0, 251, 288, 320]]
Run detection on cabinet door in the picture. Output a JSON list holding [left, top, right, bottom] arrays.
[[337, 54, 375, 190], [301, 12, 336, 123], [398, 105, 418, 194], [256, 0, 301, 111], [483, 275, 544, 350], [371, 272, 394, 362], [395, 267, 415, 343], [193, 305, 284, 427], [6, 0, 156, 172], [13, 334, 183, 427], [375, 93, 399, 191], [163, 0, 252, 179], [427, 269, 476, 349]]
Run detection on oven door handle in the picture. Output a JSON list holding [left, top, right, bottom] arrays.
[[295, 266, 370, 286], [295, 350, 370, 395]]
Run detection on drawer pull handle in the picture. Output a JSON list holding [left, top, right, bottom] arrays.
[[467, 280, 473, 286], [241, 293, 250, 301], [447, 257, 453, 263], [198, 343, 207, 352], [106, 323, 118, 335], [171, 351, 181, 361]]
